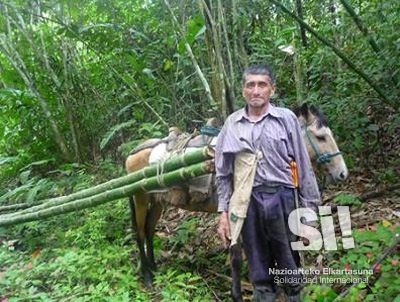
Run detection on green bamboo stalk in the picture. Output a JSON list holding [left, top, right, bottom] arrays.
[[0, 160, 214, 227], [0, 203, 29, 213], [5, 147, 214, 218]]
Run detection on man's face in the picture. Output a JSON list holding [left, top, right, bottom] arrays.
[[242, 74, 275, 109]]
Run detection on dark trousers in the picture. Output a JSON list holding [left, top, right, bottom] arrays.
[[242, 187, 303, 296]]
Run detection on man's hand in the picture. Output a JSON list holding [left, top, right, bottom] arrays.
[[217, 211, 231, 249]]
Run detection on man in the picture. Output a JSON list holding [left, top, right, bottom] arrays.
[[215, 64, 320, 301]]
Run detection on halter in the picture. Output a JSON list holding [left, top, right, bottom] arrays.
[[200, 125, 220, 137], [303, 124, 342, 165]]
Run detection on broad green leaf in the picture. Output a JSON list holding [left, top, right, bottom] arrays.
[[19, 170, 32, 185], [0, 182, 33, 202], [0, 157, 18, 165], [26, 179, 48, 203], [19, 159, 55, 172], [100, 120, 136, 150]]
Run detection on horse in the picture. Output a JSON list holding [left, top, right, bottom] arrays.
[[124, 103, 348, 299], [293, 104, 348, 186]]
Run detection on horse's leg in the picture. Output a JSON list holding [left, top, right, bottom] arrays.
[[145, 200, 163, 271], [129, 193, 154, 287], [230, 243, 244, 302]]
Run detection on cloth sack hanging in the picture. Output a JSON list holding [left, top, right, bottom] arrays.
[[229, 150, 262, 246]]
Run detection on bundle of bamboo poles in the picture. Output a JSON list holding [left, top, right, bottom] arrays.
[[0, 147, 215, 227]]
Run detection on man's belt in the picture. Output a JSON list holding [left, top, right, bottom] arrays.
[[253, 185, 283, 194]]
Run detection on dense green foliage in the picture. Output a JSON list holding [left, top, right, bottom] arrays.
[[0, 0, 398, 169], [0, 0, 399, 300]]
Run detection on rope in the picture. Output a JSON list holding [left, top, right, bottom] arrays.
[[170, 132, 195, 155], [156, 159, 166, 188], [152, 125, 217, 186]]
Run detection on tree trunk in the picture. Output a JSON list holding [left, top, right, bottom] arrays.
[[294, 48, 304, 104], [199, 0, 228, 117], [295, 0, 308, 48], [295, 0, 310, 92], [164, 0, 217, 110], [61, 41, 83, 162], [0, 4, 73, 161]]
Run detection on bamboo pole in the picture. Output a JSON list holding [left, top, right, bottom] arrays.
[[163, 0, 217, 109], [0, 160, 215, 227], [4, 147, 214, 218], [0, 203, 29, 213]]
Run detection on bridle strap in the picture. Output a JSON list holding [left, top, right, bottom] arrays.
[[303, 125, 342, 165], [200, 125, 220, 137]]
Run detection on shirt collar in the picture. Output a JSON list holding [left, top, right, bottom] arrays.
[[234, 103, 282, 122]]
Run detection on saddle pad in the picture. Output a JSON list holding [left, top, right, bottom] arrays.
[[149, 143, 169, 164]]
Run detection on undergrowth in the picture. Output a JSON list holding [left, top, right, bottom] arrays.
[[0, 160, 399, 301], [0, 160, 220, 301]]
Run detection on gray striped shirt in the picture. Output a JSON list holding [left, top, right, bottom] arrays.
[[215, 104, 320, 212]]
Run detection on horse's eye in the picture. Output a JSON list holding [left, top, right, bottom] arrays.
[[316, 135, 326, 142]]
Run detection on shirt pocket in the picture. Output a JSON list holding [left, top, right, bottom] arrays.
[[260, 135, 289, 170]]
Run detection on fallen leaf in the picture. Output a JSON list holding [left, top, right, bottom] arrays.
[[382, 219, 392, 228]]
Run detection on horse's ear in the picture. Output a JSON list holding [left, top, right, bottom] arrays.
[[309, 104, 328, 127], [293, 103, 311, 125], [294, 103, 309, 119], [309, 104, 318, 115], [293, 104, 303, 114], [300, 103, 309, 117]]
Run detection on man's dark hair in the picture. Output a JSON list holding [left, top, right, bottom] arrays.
[[242, 64, 276, 85]]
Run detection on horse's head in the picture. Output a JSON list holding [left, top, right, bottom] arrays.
[[187, 117, 221, 148], [294, 103, 348, 184]]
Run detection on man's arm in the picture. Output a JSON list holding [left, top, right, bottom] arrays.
[[215, 125, 234, 248], [288, 113, 320, 212]]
